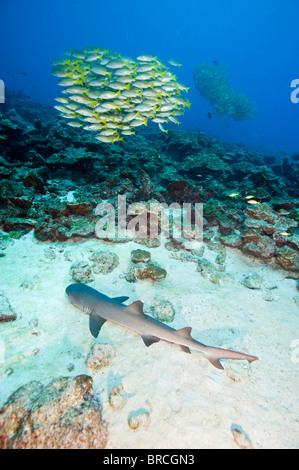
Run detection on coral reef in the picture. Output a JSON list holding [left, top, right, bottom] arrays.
[[0, 89, 299, 275]]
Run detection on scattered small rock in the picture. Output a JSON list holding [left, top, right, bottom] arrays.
[[64, 249, 75, 262], [128, 410, 151, 430], [0, 293, 17, 322], [209, 272, 233, 286], [20, 280, 34, 290], [88, 250, 119, 274], [43, 246, 56, 260], [69, 260, 94, 284], [131, 249, 151, 263], [109, 384, 127, 410], [67, 362, 75, 372], [242, 273, 264, 290], [197, 258, 216, 278], [148, 298, 175, 323], [85, 343, 116, 370], [261, 290, 274, 302], [191, 245, 205, 257], [125, 262, 167, 283], [230, 424, 253, 449]]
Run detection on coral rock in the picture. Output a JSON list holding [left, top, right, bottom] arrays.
[[276, 246, 299, 272], [69, 260, 94, 284], [241, 230, 276, 259], [125, 262, 167, 282], [242, 273, 263, 289], [230, 424, 253, 449], [131, 249, 151, 263], [148, 298, 175, 323], [108, 384, 127, 410], [0, 293, 17, 322], [0, 375, 108, 449], [219, 232, 243, 248], [86, 344, 116, 370], [88, 250, 119, 274]]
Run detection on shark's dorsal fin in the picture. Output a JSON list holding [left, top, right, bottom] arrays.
[[128, 300, 145, 316], [112, 296, 129, 304], [176, 327, 193, 339], [89, 314, 106, 338]]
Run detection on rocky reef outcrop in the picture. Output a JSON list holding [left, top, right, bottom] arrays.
[[0, 89, 299, 274], [0, 374, 108, 449]]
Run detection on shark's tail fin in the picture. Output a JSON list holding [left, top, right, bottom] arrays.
[[204, 346, 259, 370]]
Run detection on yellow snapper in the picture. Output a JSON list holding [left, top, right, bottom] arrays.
[[247, 200, 260, 205], [168, 59, 182, 67], [137, 54, 157, 62], [114, 68, 135, 76], [52, 67, 69, 78], [57, 78, 77, 86], [132, 80, 154, 89], [106, 60, 129, 69], [130, 118, 148, 127], [137, 64, 157, 73], [55, 96, 69, 104], [98, 91, 121, 100], [52, 46, 191, 143], [91, 65, 112, 77], [67, 121, 84, 128]]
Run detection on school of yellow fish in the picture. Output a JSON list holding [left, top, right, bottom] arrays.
[[52, 47, 191, 143]]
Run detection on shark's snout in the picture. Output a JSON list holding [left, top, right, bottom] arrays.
[[65, 283, 98, 310], [65, 283, 86, 307], [65, 283, 77, 297]]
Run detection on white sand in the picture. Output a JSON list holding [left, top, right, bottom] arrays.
[[0, 231, 298, 449]]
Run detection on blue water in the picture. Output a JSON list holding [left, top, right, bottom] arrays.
[[1, 0, 298, 154]]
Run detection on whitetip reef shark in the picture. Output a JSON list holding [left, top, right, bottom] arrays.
[[65, 283, 259, 370]]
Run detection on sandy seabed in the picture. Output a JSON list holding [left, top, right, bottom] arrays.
[[0, 231, 298, 449]]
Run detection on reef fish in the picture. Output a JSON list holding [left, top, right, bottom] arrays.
[[65, 284, 259, 370]]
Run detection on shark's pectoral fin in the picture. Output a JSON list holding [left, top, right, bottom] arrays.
[[141, 335, 160, 347], [112, 296, 129, 304], [207, 357, 224, 370], [89, 314, 106, 338]]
